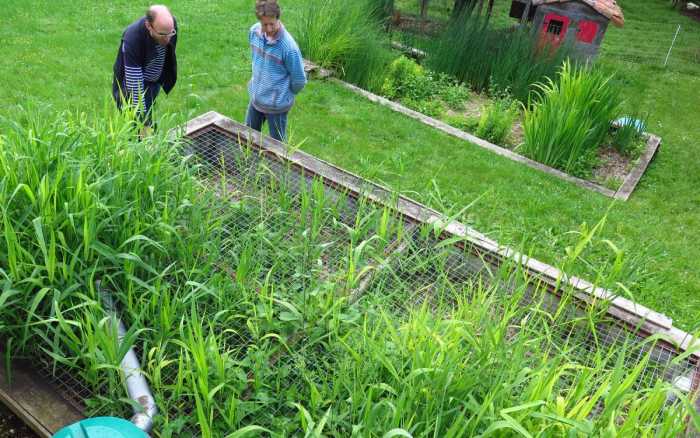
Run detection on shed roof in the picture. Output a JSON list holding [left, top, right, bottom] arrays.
[[532, 0, 625, 27]]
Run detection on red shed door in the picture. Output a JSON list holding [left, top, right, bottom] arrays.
[[576, 20, 599, 43], [540, 13, 570, 49]]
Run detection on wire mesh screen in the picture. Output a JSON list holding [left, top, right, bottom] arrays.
[[24, 117, 699, 436]]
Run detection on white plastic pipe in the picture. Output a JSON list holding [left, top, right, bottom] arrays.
[[99, 283, 157, 434]]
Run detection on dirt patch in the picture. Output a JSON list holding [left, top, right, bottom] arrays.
[[444, 93, 524, 148], [0, 404, 37, 438], [392, 13, 445, 35], [510, 120, 525, 148], [445, 93, 489, 119], [592, 146, 634, 189]]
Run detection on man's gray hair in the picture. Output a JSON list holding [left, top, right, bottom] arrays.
[[255, 0, 281, 19]]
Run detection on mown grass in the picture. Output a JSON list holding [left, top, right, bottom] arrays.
[[1, 110, 697, 436], [0, 0, 697, 332]]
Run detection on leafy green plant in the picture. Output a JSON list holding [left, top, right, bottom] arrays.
[[381, 56, 426, 99], [444, 113, 479, 131], [402, 96, 445, 116], [381, 57, 470, 114], [475, 96, 519, 144], [1, 107, 697, 437], [436, 77, 471, 110], [522, 61, 622, 174]]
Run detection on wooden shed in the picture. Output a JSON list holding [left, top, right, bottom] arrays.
[[510, 0, 625, 59]]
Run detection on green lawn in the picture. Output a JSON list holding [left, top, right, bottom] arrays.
[[0, 0, 698, 330]]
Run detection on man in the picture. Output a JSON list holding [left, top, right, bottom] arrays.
[[112, 5, 178, 131], [246, 0, 306, 142]]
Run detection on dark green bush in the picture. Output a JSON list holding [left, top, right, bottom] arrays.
[[381, 56, 427, 99]]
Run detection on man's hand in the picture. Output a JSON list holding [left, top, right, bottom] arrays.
[[139, 125, 153, 140]]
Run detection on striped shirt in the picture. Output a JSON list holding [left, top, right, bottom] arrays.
[[144, 45, 166, 82], [123, 44, 166, 112], [112, 16, 178, 122]]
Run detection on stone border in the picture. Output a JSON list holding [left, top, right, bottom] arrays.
[[303, 61, 661, 201]]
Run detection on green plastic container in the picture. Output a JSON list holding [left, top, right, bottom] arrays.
[[53, 417, 148, 438]]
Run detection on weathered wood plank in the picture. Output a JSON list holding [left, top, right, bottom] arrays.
[[391, 41, 427, 59], [182, 111, 221, 137], [614, 134, 662, 200], [302, 59, 334, 79], [0, 357, 83, 438]]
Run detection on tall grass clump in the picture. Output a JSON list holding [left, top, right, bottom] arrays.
[[296, 0, 395, 92], [427, 12, 571, 101], [368, 0, 395, 26], [522, 61, 622, 174]]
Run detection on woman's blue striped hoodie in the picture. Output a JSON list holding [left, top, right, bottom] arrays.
[[248, 22, 307, 114]]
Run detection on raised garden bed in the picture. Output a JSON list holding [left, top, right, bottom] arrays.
[[305, 62, 661, 200], [1, 111, 696, 436]]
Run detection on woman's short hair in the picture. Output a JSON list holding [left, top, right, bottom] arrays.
[[255, 1, 281, 19]]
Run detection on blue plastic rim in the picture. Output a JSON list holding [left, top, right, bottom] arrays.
[[53, 417, 148, 438], [615, 116, 646, 133]]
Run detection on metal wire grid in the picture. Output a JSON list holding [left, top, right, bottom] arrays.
[[183, 126, 700, 432], [26, 124, 699, 436], [361, 236, 699, 420], [191, 126, 699, 401], [553, 318, 699, 392], [360, 233, 495, 314], [34, 355, 108, 416], [186, 127, 360, 226]]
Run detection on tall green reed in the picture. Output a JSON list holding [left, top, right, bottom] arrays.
[[296, 0, 396, 92], [612, 112, 648, 155], [522, 61, 622, 174], [427, 12, 571, 102]]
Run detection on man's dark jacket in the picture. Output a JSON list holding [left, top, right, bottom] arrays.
[[112, 17, 178, 103]]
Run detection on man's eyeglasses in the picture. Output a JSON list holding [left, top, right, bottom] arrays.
[[154, 29, 176, 37]]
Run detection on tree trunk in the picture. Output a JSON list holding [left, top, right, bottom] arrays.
[[452, 0, 476, 18], [486, 0, 495, 17], [419, 0, 430, 20], [476, 0, 485, 16]]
